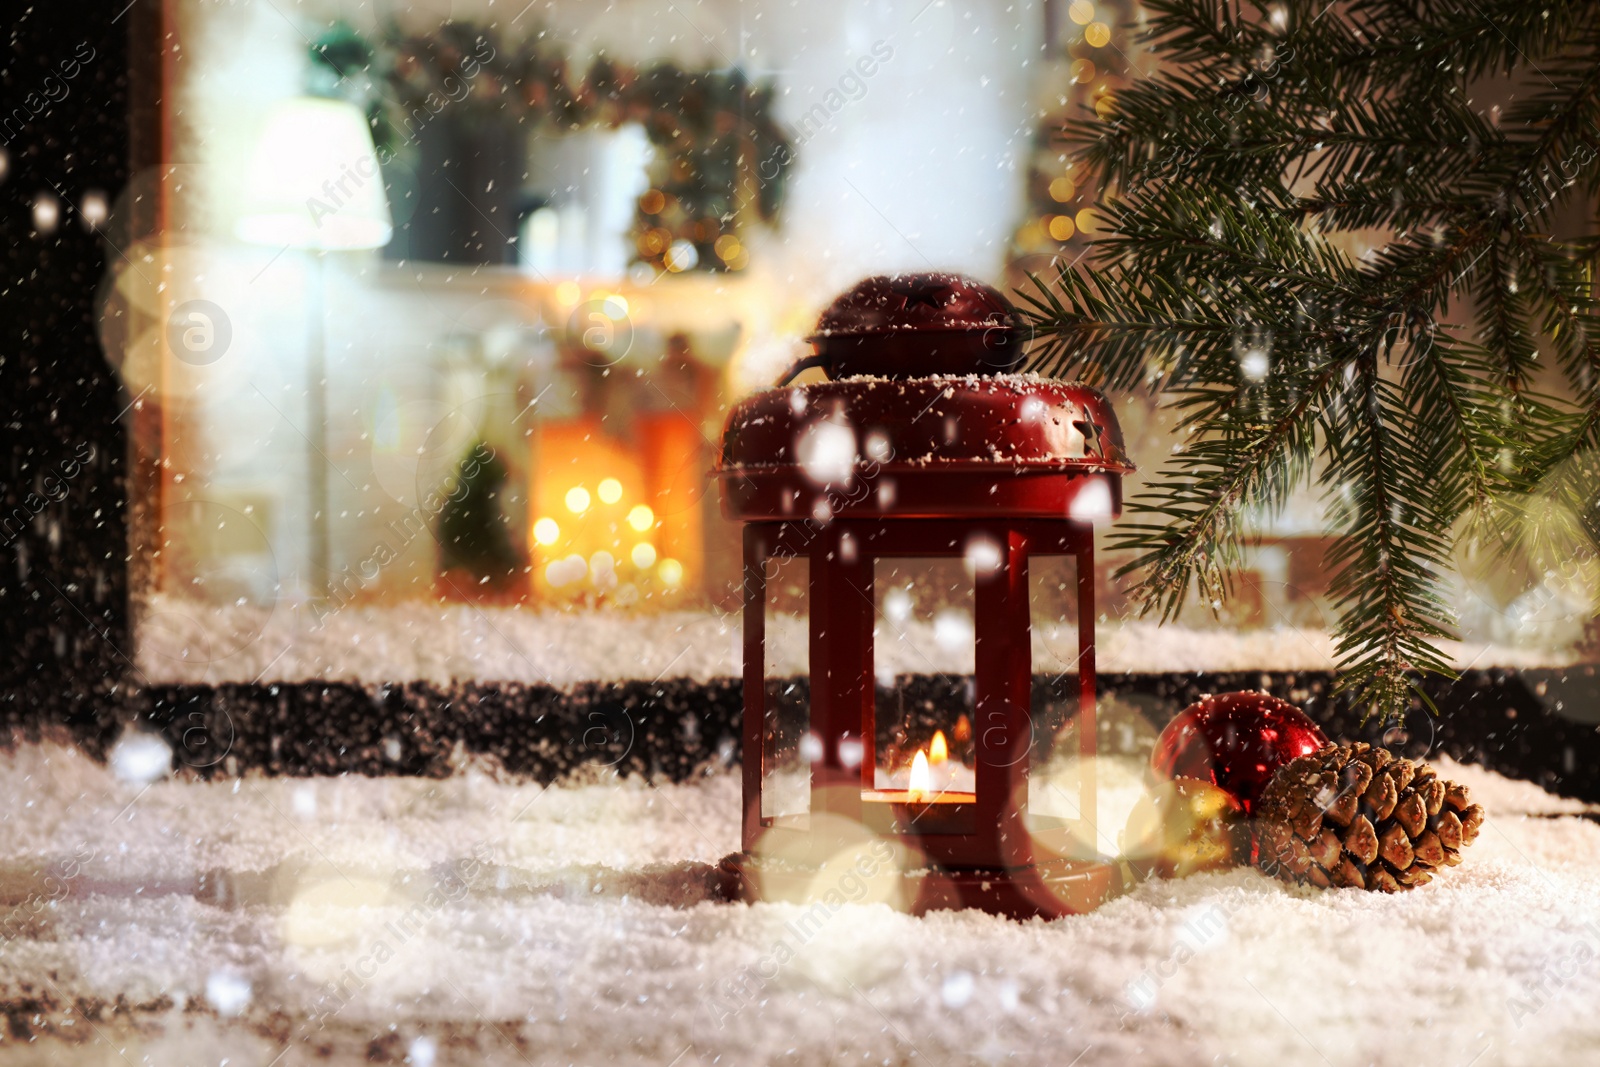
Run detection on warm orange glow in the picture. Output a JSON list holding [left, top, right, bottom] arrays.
[[529, 414, 703, 599], [908, 749, 931, 802], [637, 411, 705, 587], [929, 730, 949, 766], [954, 714, 973, 743], [530, 421, 643, 595]]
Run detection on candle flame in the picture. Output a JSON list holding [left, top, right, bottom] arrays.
[[953, 714, 972, 743], [908, 749, 931, 802], [929, 730, 949, 766]]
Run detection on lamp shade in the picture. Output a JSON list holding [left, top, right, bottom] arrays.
[[236, 97, 393, 251]]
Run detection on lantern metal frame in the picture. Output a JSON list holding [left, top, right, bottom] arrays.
[[730, 511, 1117, 917], [720, 463, 1132, 915]]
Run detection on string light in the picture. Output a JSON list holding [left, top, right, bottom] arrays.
[[714, 234, 748, 269]]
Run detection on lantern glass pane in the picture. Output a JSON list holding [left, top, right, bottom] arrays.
[[1024, 554, 1096, 848], [762, 553, 810, 822], [868, 557, 976, 801]]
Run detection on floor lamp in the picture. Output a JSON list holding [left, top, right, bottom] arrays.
[[236, 96, 392, 600]]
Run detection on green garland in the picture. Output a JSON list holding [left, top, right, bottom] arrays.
[[312, 21, 791, 274]]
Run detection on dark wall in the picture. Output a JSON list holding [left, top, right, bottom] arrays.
[[0, 5, 131, 742]]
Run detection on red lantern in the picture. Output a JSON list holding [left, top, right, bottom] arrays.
[[715, 273, 1135, 919]]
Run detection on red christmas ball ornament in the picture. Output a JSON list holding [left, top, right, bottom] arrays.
[[1149, 692, 1328, 815]]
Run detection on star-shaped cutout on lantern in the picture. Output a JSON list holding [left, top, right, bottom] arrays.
[[1072, 416, 1105, 459], [887, 275, 954, 311]]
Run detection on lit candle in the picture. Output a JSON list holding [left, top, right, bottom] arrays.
[[908, 749, 931, 803]]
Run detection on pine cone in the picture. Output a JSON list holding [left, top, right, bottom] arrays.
[[1255, 742, 1485, 892]]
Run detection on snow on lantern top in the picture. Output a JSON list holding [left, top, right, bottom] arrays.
[[797, 272, 1029, 380]]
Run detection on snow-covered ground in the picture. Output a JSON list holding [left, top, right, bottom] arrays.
[[0, 742, 1597, 1066], [134, 596, 1578, 687]]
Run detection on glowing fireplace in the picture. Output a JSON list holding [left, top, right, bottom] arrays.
[[526, 410, 705, 603]]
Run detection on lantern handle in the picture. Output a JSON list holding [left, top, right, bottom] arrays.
[[775, 353, 827, 387]]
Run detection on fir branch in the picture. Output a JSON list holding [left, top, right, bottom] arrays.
[[1113, 355, 1340, 621], [1473, 240, 1540, 394], [1323, 364, 1457, 714], [1022, 0, 1600, 722], [1399, 334, 1502, 530]]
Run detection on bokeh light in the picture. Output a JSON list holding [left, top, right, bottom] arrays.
[[33, 193, 59, 233], [664, 240, 698, 272]]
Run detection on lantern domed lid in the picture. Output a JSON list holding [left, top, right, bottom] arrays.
[[811, 272, 1024, 338], [791, 272, 1030, 381]]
